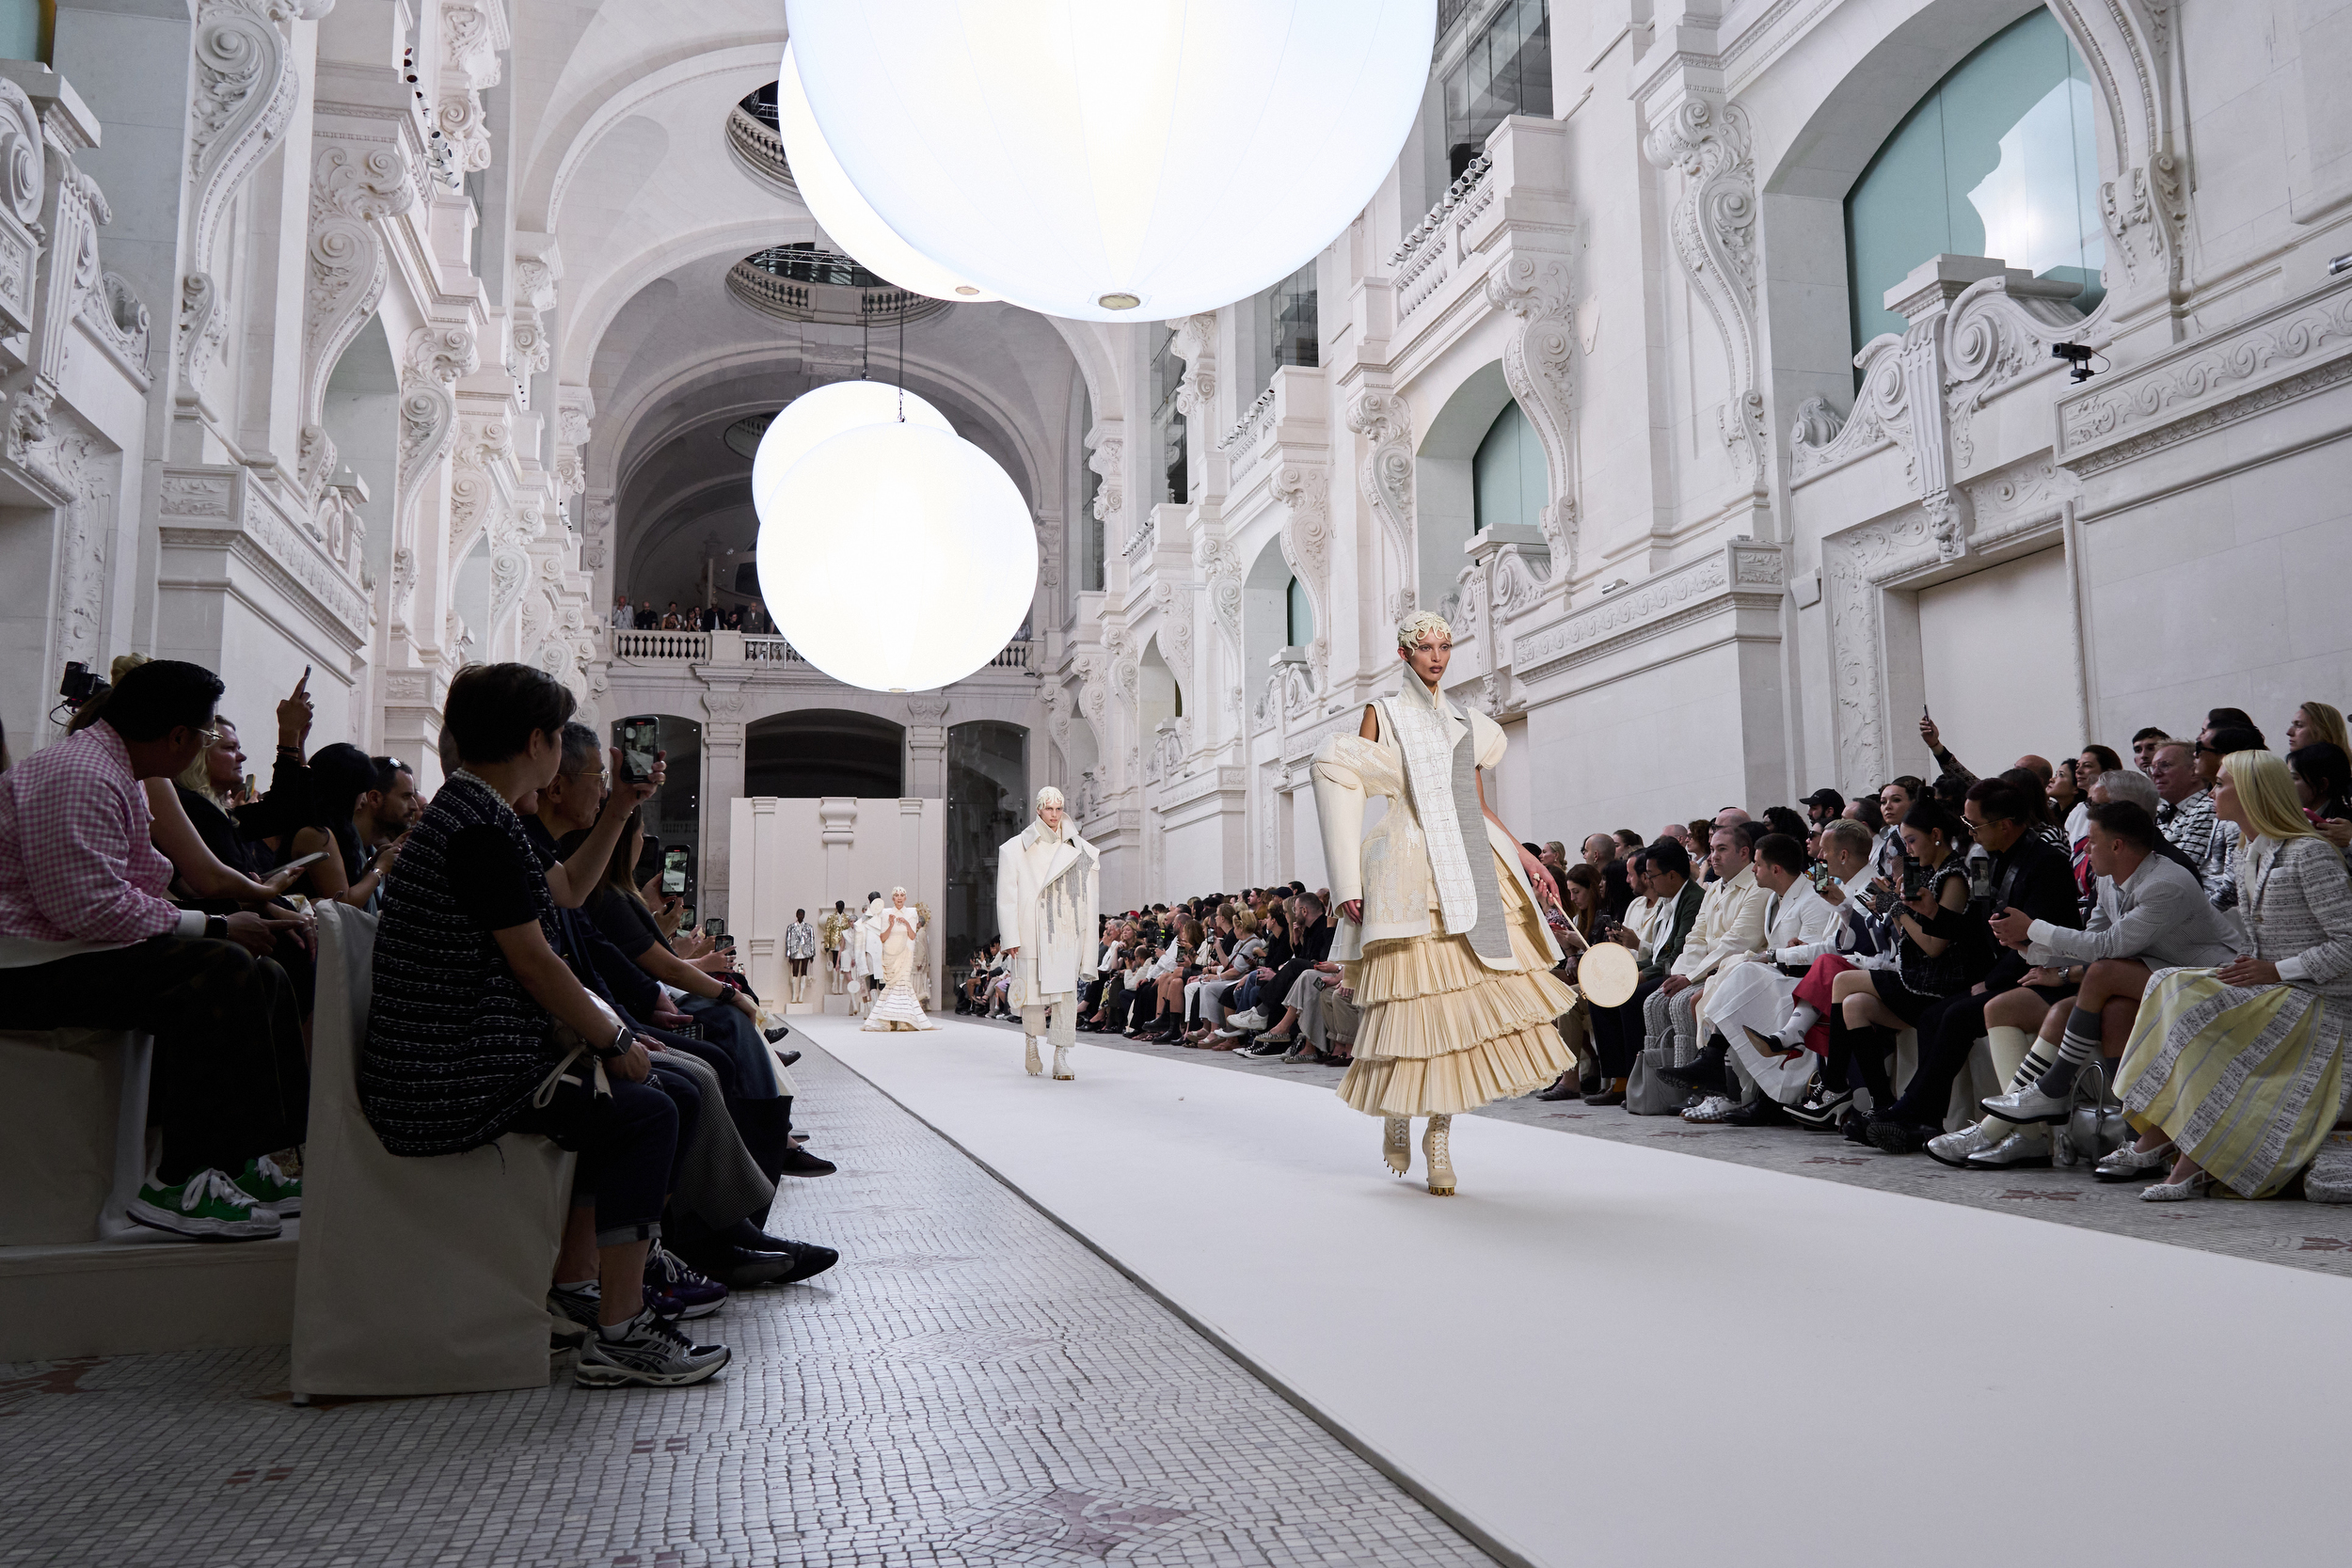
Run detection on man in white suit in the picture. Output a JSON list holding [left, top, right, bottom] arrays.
[[994, 787, 1101, 1081], [1697, 831, 1848, 1121]]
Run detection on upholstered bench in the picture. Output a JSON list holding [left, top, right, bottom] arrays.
[[291, 902, 577, 1399], [0, 1027, 151, 1245]]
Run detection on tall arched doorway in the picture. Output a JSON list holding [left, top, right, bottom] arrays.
[[945, 721, 1027, 974]]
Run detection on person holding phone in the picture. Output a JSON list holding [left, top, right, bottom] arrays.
[[283, 742, 401, 908]]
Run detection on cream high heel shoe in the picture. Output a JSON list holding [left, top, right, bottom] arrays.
[[1422, 1115, 1455, 1196], [1382, 1117, 1410, 1176], [1024, 1036, 1042, 1077]]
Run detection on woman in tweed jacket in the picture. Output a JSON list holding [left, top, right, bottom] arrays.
[[2112, 750, 2352, 1200]]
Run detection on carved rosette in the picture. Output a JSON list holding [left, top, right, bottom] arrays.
[[1642, 94, 1767, 482]]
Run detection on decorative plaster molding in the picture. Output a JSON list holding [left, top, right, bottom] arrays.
[[1169, 312, 1216, 416], [2057, 276, 2352, 475], [1484, 253, 1578, 580], [301, 137, 414, 480], [1345, 386, 1415, 605], [1513, 538, 1782, 680], [1086, 428, 1122, 524], [1642, 94, 1766, 481], [1268, 462, 1331, 687]]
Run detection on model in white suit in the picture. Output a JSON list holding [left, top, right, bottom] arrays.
[[994, 787, 1101, 1081]]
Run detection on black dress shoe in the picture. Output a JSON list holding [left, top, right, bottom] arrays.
[[673, 1243, 794, 1289], [775, 1240, 840, 1285], [764, 1024, 791, 1043], [1535, 1075, 1581, 1101], [777, 1147, 837, 1178], [1866, 1117, 1938, 1155], [774, 1049, 802, 1067], [1583, 1085, 1627, 1107], [1723, 1096, 1788, 1128], [1840, 1108, 1877, 1145]]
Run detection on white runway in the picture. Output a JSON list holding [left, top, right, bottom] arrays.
[[804, 1014, 2346, 1568]]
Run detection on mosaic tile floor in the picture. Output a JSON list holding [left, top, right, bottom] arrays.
[[0, 1045, 1493, 1568], [973, 1015, 2352, 1277]]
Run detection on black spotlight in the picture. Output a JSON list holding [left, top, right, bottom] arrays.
[[2052, 341, 2096, 384]]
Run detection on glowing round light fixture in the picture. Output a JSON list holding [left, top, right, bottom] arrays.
[[783, 1, 1437, 322], [774, 44, 1001, 304], [755, 421, 1037, 692], [751, 379, 955, 531]]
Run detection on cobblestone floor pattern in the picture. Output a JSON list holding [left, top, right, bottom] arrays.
[[0, 1044, 1495, 1568], [972, 1015, 2352, 1277]]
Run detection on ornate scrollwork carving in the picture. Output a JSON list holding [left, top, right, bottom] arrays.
[[1345, 386, 1415, 602], [1268, 461, 1331, 685], [1484, 252, 1577, 582], [1643, 94, 1767, 481]]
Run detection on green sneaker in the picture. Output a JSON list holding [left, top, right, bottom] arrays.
[[127, 1167, 282, 1242], [234, 1153, 302, 1216]]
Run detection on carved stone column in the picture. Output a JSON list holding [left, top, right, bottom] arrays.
[[904, 696, 949, 798], [699, 682, 746, 912]]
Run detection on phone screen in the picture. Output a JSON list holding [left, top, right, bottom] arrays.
[[617, 716, 660, 784], [661, 847, 690, 895]]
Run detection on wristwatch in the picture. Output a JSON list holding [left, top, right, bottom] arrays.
[[204, 914, 229, 941], [591, 1022, 630, 1060]]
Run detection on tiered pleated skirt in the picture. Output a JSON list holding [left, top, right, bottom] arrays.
[[1337, 857, 1578, 1117]]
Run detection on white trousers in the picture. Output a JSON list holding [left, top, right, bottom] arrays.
[[1711, 960, 1819, 1104], [1022, 993, 1077, 1050]]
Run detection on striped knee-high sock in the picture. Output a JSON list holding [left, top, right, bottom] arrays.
[[2032, 1007, 2105, 1098]]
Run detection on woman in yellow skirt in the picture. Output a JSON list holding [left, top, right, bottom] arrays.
[[2109, 750, 2352, 1198], [1311, 612, 1578, 1194]]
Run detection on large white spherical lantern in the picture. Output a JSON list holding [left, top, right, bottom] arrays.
[[775, 44, 1002, 305], [784, 0, 1437, 323], [755, 422, 1037, 691], [751, 379, 955, 533]]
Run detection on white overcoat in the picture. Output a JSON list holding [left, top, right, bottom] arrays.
[[993, 817, 1102, 1004]]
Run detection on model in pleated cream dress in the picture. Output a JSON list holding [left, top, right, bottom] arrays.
[[1311, 612, 1578, 1194], [860, 887, 941, 1031]]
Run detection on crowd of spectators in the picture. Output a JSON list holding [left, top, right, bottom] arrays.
[[1012, 701, 2352, 1208], [0, 657, 840, 1394], [612, 594, 771, 636]]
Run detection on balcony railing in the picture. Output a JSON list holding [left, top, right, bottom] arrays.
[[612, 628, 1035, 674], [613, 628, 710, 661]]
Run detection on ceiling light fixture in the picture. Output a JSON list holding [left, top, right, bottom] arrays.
[[772, 43, 1002, 306], [784, 0, 1436, 323], [756, 422, 1037, 692]]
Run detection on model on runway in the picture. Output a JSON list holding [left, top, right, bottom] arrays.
[[1311, 612, 1578, 1194], [860, 888, 941, 1031], [783, 908, 818, 1005], [995, 786, 1101, 1080]]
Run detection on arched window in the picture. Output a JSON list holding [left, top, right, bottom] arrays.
[[1845, 8, 2102, 356], [1286, 576, 1313, 648], [1470, 399, 1544, 534]]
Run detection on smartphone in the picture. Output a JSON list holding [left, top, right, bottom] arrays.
[[661, 847, 690, 895], [1807, 862, 1835, 890], [281, 850, 330, 873], [617, 715, 660, 784], [703, 917, 726, 940]]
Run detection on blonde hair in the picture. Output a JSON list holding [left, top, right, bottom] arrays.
[[176, 715, 235, 806], [2222, 751, 2318, 845], [1395, 610, 1452, 650], [2297, 702, 2350, 756]]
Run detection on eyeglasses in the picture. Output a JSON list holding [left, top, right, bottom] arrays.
[[2193, 743, 2222, 756], [194, 726, 222, 747]]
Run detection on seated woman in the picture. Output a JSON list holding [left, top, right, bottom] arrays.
[[2289, 740, 2352, 860], [278, 742, 398, 908], [1132, 919, 1204, 1043], [2110, 749, 2352, 1200], [362, 661, 727, 1390], [1185, 910, 1263, 1043], [1821, 798, 1984, 1133]]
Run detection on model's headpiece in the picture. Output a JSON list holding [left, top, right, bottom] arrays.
[[891, 885, 907, 897], [1036, 785, 1066, 811], [1395, 610, 1453, 651]]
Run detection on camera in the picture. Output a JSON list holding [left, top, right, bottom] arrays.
[[2051, 341, 2097, 384], [58, 661, 108, 706]]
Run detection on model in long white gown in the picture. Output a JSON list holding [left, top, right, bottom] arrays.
[[861, 894, 940, 1031]]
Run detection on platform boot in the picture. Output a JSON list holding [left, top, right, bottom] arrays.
[[1383, 1117, 1411, 1176], [1024, 1036, 1042, 1077], [1052, 1042, 1074, 1081], [1422, 1115, 1455, 1196]]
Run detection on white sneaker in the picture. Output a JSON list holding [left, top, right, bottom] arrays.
[[1227, 1008, 1269, 1032], [574, 1309, 731, 1388]]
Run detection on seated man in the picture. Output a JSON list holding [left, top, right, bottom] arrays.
[[1240, 893, 1337, 1057], [1947, 798, 2240, 1170], [1647, 824, 1768, 1087], [1585, 839, 1703, 1105], [1694, 831, 1846, 1123], [0, 659, 310, 1240]]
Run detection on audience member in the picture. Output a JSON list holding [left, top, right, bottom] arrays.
[[0, 659, 310, 1240], [2285, 700, 2348, 758], [2110, 750, 2352, 1200], [2288, 741, 2352, 856], [1690, 832, 1841, 1123], [362, 662, 728, 1389]]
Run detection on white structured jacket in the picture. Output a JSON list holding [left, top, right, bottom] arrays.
[[1310, 701, 1562, 971]]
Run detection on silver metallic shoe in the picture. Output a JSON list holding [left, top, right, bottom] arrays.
[[1979, 1083, 2073, 1125], [2140, 1169, 2214, 1202], [2095, 1139, 2177, 1182], [1963, 1127, 2054, 1169], [1925, 1122, 1997, 1168]]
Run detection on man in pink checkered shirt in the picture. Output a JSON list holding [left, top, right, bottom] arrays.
[[0, 659, 311, 1241]]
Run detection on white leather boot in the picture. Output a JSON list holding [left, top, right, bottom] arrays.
[[1383, 1117, 1410, 1176], [1052, 1042, 1074, 1081], [1422, 1115, 1455, 1196], [1024, 1036, 1042, 1077]]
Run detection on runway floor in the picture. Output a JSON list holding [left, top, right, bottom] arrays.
[[810, 1013, 2350, 1568]]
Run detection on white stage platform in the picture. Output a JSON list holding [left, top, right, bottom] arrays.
[[802, 1014, 2346, 1568]]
